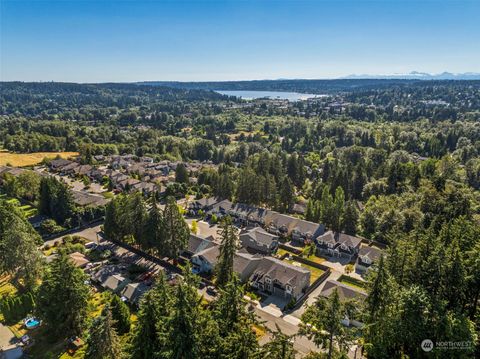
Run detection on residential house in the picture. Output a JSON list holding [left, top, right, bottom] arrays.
[[207, 199, 234, 219], [131, 181, 159, 195], [61, 162, 80, 175], [102, 274, 130, 293], [191, 246, 262, 282], [239, 227, 279, 255], [319, 279, 367, 327], [356, 246, 382, 272], [249, 257, 311, 300], [49, 158, 72, 171], [72, 164, 93, 177], [191, 245, 220, 274], [320, 280, 367, 301], [117, 178, 141, 191], [264, 212, 297, 237], [0, 166, 26, 183], [292, 203, 307, 215], [188, 196, 222, 215], [71, 191, 108, 207], [183, 233, 217, 258], [316, 231, 362, 260], [91, 264, 123, 284], [121, 282, 150, 304], [290, 220, 324, 243], [110, 172, 130, 186], [228, 203, 269, 226], [68, 252, 90, 268], [233, 252, 263, 282]]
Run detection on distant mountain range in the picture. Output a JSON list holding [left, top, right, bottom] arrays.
[[342, 71, 480, 80]]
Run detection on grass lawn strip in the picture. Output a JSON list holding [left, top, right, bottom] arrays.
[[338, 275, 366, 290]]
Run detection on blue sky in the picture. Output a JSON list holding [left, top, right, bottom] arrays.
[[1, 0, 479, 82]]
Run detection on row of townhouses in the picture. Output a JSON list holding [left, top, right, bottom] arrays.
[[189, 197, 382, 272]]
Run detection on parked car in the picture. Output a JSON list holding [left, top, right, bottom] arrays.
[[206, 286, 218, 296]]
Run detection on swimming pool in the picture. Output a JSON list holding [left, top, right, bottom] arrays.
[[24, 317, 40, 329]]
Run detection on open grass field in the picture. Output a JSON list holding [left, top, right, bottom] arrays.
[[0, 150, 78, 167]]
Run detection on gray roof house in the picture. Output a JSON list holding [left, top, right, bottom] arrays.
[[249, 257, 311, 301], [316, 231, 362, 259], [264, 212, 297, 236], [71, 191, 109, 207], [188, 197, 223, 214], [191, 246, 263, 282], [121, 282, 150, 304], [319, 280, 367, 301], [290, 219, 324, 243], [183, 234, 217, 257], [103, 274, 130, 293], [49, 158, 72, 170], [356, 246, 383, 272], [239, 227, 279, 255]]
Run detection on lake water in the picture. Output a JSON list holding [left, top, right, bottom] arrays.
[[216, 90, 326, 101]]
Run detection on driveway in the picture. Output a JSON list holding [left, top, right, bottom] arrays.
[[0, 323, 16, 351], [185, 219, 222, 242]]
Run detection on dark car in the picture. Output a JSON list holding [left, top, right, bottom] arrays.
[[206, 286, 218, 296]]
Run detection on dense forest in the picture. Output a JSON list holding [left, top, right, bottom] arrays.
[[0, 81, 479, 358]]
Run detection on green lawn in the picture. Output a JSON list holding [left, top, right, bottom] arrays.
[[282, 257, 325, 284], [277, 247, 326, 265], [338, 275, 366, 290]]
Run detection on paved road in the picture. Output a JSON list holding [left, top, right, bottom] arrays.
[[43, 223, 103, 247]]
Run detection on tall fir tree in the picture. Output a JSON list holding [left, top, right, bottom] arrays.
[[215, 216, 238, 287], [36, 251, 89, 338], [162, 196, 189, 259], [109, 293, 131, 335], [131, 274, 172, 359], [85, 304, 122, 359]]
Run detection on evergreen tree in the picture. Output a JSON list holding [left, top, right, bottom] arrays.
[[279, 177, 294, 213], [0, 201, 43, 290], [162, 196, 189, 259], [109, 293, 131, 335], [36, 251, 89, 338], [258, 326, 296, 359], [85, 304, 122, 359], [131, 274, 172, 359], [166, 273, 201, 358], [319, 186, 333, 228], [175, 163, 189, 184], [142, 194, 165, 253], [341, 201, 358, 235], [103, 196, 124, 241], [215, 216, 238, 287], [331, 187, 345, 232], [300, 289, 352, 359], [126, 192, 147, 244], [366, 255, 392, 321]]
